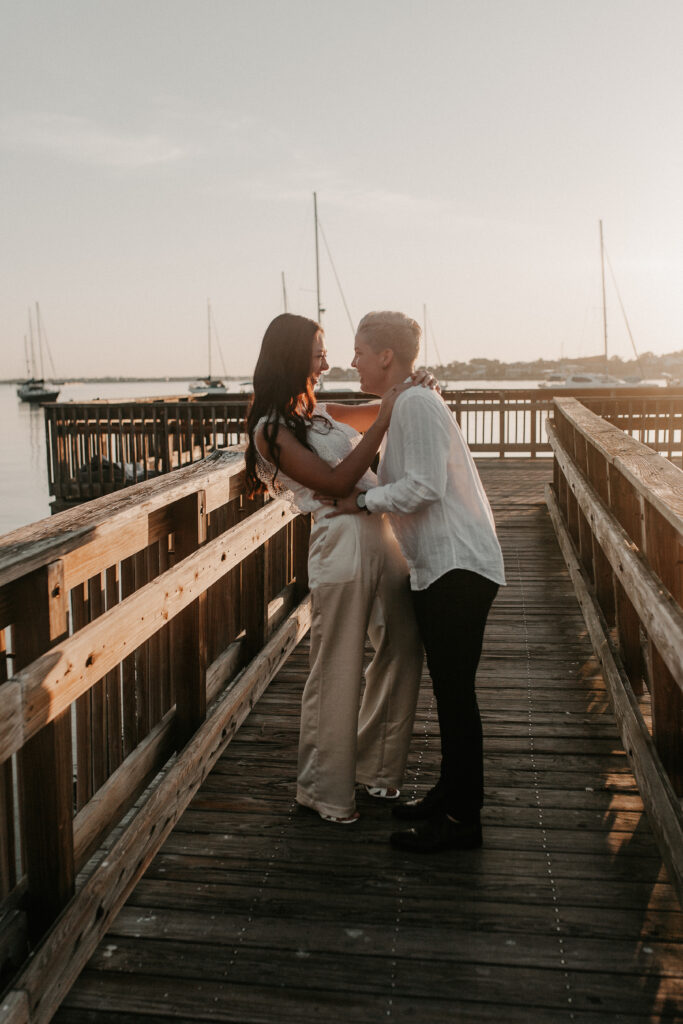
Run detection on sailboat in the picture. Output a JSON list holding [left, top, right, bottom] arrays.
[[188, 301, 229, 396], [540, 222, 654, 389], [17, 304, 60, 403]]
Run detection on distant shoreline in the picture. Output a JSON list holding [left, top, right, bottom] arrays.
[[2, 347, 682, 388]]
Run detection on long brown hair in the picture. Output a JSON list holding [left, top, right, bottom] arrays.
[[245, 313, 323, 496]]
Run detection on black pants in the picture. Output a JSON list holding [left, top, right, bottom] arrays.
[[411, 568, 499, 822]]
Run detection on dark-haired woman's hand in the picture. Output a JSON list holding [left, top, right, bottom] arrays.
[[411, 368, 440, 391], [375, 379, 415, 427]]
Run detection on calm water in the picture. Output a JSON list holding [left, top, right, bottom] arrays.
[[0, 377, 575, 535], [0, 380, 203, 534]]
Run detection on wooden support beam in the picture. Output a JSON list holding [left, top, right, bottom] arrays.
[[13, 565, 74, 941], [643, 501, 683, 794], [608, 465, 644, 693], [172, 492, 208, 747], [293, 514, 310, 601], [242, 496, 268, 662], [586, 443, 615, 625]]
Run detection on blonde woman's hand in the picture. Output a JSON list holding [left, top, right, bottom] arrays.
[[313, 489, 363, 517]]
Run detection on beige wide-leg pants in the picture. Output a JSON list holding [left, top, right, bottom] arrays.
[[296, 513, 423, 819]]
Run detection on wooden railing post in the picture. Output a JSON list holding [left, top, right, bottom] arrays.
[[293, 514, 311, 601], [242, 495, 268, 661], [608, 467, 644, 694], [15, 562, 74, 940], [586, 445, 615, 625], [565, 425, 580, 546], [498, 395, 505, 459], [644, 503, 683, 794], [172, 492, 208, 747], [575, 434, 594, 576]]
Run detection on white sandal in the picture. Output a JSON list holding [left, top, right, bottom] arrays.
[[364, 786, 401, 800], [319, 810, 360, 824]]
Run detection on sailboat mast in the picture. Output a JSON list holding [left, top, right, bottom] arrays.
[[282, 271, 288, 313], [207, 299, 212, 379], [35, 302, 46, 380], [423, 304, 428, 369], [28, 307, 37, 379], [313, 192, 323, 323], [599, 220, 608, 374]]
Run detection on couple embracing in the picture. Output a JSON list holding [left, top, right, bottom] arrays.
[[244, 311, 504, 854]]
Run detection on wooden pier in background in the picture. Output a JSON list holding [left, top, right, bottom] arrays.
[[0, 395, 681, 1022], [42, 387, 683, 506]]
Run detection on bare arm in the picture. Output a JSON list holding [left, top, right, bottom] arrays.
[[256, 382, 407, 499], [324, 370, 439, 432], [324, 401, 380, 432]]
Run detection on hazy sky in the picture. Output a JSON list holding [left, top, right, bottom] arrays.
[[2, 0, 682, 378]]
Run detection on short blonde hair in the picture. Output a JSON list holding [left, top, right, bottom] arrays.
[[356, 311, 421, 365]]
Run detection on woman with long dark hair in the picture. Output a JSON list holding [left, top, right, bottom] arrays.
[[245, 313, 424, 824]]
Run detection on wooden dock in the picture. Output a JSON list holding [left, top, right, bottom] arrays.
[[51, 461, 682, 1024]]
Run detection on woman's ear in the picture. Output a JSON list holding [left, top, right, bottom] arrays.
[[381, 348, 394, 369]]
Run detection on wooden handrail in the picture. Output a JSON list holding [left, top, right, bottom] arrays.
[[0, 450, 312, 1022], [546, 396, 683, 905]]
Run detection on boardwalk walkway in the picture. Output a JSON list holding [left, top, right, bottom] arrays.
[[55, 461, 682, 1023]]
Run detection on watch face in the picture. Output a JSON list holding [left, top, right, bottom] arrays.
[[357, 492, 366, 509]]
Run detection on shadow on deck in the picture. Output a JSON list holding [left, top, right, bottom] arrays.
[[55, 462, 682, 1024]]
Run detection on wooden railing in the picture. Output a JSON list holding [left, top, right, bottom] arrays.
[[44, 388, 683, 506], [0, 452, 311, 1024], [43, 396, 252, 505], [545, 397, 683, 906]]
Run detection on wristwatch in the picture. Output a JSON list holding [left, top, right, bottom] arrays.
[[356, 492, 371, 514]]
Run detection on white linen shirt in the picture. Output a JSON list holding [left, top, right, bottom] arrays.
[[364, 387, 506, 591]]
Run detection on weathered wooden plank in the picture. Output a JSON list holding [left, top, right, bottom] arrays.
[[56, 951, 683, 1022], [0, 992, 28, 1024], [82, 920, 683, 980], [54, 973, 611, 1024]]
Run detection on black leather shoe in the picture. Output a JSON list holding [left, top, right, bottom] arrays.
[[391, 785, 448, 821], [390, 813, 482, 853]]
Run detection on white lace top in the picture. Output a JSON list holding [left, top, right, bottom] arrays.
[[253, 405, 377, 517]]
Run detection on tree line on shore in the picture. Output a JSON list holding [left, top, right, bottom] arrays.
[[327, 348, 683, 381]]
